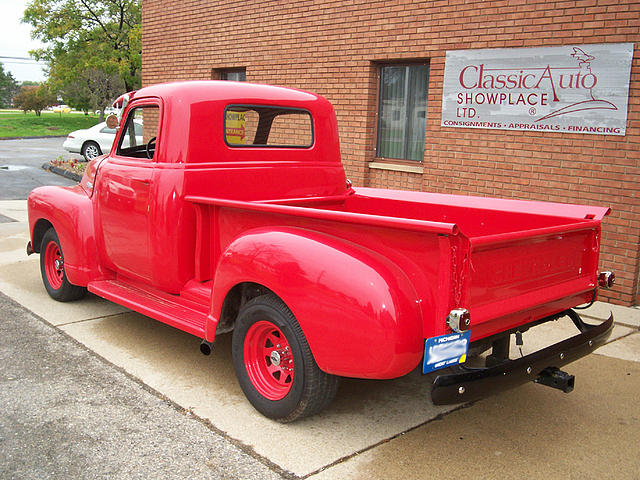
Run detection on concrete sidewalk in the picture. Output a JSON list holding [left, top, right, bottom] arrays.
[[1, 199, 639, 479]]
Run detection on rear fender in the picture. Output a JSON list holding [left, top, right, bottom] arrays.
[[211, 227, 423, 379], [28, 185, 100, 286]]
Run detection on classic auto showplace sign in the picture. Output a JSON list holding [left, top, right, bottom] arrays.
[[441, 43, 634, 136]]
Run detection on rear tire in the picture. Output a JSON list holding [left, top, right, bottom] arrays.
[[39, 228, 87, 302], [232, 293, 339, 422]]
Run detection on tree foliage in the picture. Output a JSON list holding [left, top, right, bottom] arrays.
[[64, 69, 125, 120], [13, 85, 56, 116], [23, 0, 140, 109], [0, 64, 19, 108]]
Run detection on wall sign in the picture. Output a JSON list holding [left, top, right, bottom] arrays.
[[441, 43, 634, 136]]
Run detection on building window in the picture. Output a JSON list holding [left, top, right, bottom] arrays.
[[213, 68, 246, 81], [377, 64, 429, 162]]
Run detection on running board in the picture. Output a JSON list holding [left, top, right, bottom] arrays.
[[88, 280, 209, 338]]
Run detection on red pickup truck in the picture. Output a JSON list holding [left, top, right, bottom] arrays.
[[28, 81, 614, 422]]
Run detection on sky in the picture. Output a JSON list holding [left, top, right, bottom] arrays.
[[0, 0, 47, 83]]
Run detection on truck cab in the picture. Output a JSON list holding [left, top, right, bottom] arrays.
[[89, 82, 346, 292]]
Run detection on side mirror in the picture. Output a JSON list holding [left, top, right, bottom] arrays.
[[106, 114, 119, 130]]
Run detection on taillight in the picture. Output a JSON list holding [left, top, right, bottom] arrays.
[[598, 271, 615, 289]]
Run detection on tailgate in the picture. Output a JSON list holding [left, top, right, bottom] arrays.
[[466, 220, 601, 339]]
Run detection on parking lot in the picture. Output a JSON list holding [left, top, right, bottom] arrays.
[[1, 139, 639, 479], [0, 137, 76, 200]]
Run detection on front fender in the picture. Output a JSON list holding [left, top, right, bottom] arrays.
[[212, 227, 424, 379], [28, 185, 100, 286]]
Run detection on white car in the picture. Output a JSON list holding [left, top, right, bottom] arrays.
[[63, 120, 142, 161]]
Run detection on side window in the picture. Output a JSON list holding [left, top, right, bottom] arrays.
[[100, 126, 117, 134], [224, 105, 313, 148], [116, 105, 160, 159]]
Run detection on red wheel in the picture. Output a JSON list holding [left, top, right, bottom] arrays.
[[39, 228, 87, 302], [232, 293, 339, 422], [43, 240, 64, 290], [243, 321, 294, 400]]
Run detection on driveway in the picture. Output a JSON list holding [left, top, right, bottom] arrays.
[[0, 137, 78, 200]]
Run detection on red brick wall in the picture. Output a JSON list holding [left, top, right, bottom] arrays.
[[142, 0, 640, 305]]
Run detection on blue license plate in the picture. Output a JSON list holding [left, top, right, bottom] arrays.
[[422, 330, 471, 374]]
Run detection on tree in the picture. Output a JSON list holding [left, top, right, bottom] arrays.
[[22, 0, 141, 99], [0, 64, 19, 108], [64, 69, 125, 120], [13, 84, 56, 116]]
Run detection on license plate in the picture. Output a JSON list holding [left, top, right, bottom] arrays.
[[422, 330, 471, 374]]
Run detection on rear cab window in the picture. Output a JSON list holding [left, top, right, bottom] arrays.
[[224, 105, 313, 148]]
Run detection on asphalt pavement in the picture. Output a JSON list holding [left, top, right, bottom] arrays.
[[0, 137, 77, 200], [0, 291, 285, 480]]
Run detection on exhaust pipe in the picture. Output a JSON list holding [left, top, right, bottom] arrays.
[[200, 340, 213, 356], [534, 367, 575, 393]]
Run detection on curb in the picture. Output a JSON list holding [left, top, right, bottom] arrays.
[[0, 135, 67, 141], [42, 162, 82, 182]]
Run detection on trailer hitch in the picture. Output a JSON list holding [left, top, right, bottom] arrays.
[[534, 366, 575, 393]]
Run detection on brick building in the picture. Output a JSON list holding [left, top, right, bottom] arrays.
[[142, 0, 639, 305]]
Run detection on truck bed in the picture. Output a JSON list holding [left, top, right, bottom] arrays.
[[187, 187, 609, 343]]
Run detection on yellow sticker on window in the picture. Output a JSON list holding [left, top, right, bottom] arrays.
[[225, 111, 246, 144]]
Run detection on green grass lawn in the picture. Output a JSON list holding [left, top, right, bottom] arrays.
[[0, 110, 101, 138]]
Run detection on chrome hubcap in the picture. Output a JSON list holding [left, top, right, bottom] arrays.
[[270, 350, 282, 366]]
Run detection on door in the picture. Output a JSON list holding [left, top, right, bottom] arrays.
[[96, 101, 161, 283]]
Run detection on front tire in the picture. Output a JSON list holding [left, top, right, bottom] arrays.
[[232, 294, 339, 422], [81, 141, 101, 161], [39, 228, 87, 302]]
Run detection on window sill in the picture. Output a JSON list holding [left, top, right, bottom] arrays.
[[368, 162, 424, 174]]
